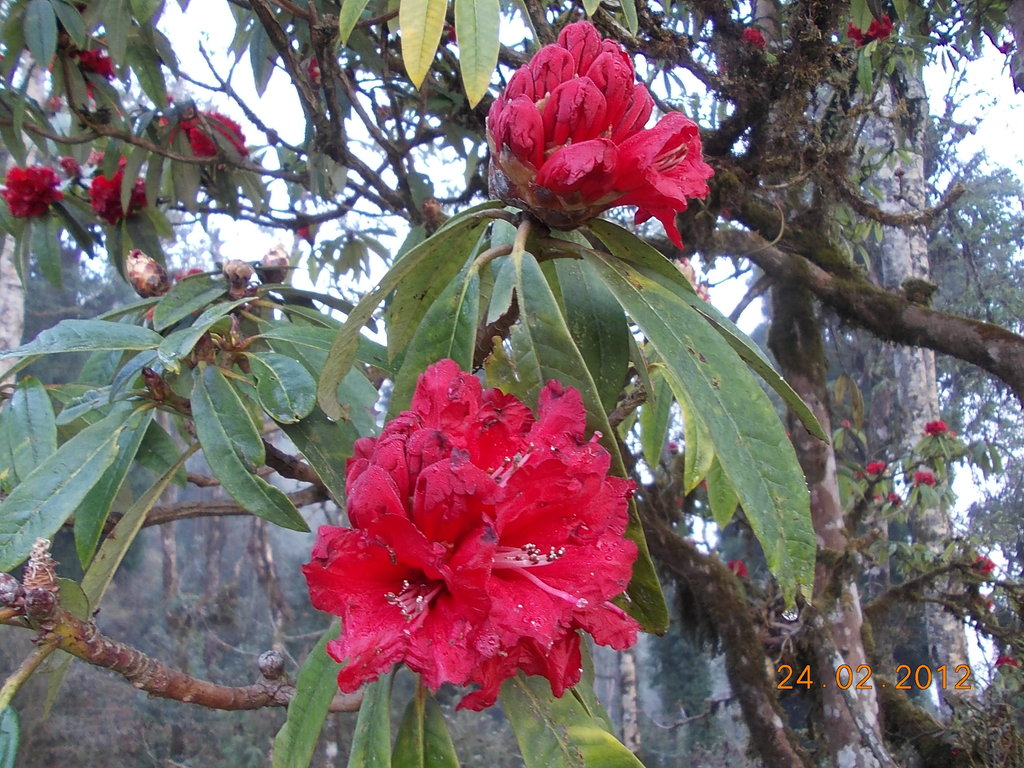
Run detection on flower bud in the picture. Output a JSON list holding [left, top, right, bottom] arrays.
[[258, 245, 290, 285], [0, 573, 24, 607], [22, 587, 57, 620], [222, 259, 255, 300], [258, 649, 286, 679], [126, 249, 170, 298]]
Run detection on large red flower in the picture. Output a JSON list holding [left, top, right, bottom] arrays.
[[486, 20, 714, 246], [303, 359, 639, 709], [181, 112, 248, 158], [89, 170, 147, 225], [2, 165, 63, 217]]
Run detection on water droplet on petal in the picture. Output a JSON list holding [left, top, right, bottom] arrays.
[[575, 598, 589, 609]]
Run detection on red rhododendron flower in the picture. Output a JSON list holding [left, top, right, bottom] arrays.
[[1, 165, 63, 217], [924, 420, 948, 436], [887, 492, 902, 506], [865, 461, 887, 475], [973, 555, 996, 576], [996, 655, 1018, 668], [181, 112, 248, 158], [303, 360, 639, 710], [848, 14, 894, 47], [727, 560, 748, 578], [486, 20, 713, 246], [742, 28, 766, 49], [59, 156, 81, 178], [913, 470, 936, 486], [89, 170, 147, 224], [75, 49, 116, 80]]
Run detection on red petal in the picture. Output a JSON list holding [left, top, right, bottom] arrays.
[[584, 49, 634, 129], [542, 78, 608, 146], [535, 140, 618, 200], [557, 20, 602, 74], [526, 45, 575, 98]]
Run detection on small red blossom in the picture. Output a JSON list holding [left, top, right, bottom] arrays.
[[865, 461, 887, 476], [727, 560, 748, 579], [887, 492, 902, 506], [89, 170, 147, 224], [303, 360, 639, 710], [995, 655, 1018, 669], [973, 555, 996, 576], [848, 15, 894, 47], [75, 49, 116, 80], [1, 165, 63, 217], [181, 112, 248, 158], [924, 420, 948, 436], [486, 21, 713, 246], [59, 156, 81, 178], [742, 27, 766, 49], [667, 441, 679, 454], [296, 225, 314, 244], [306, 56, 321, 85], [912, 470, 936, 486]]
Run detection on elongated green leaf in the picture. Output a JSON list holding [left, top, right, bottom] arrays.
[[0, 403, 135, 571], [581, 244, 814, 603], [271, 623, 341, 768], [0, 707, 18, 768], [4, 376, 57, 486], [191, 364, 308, 531], [587, 220, 827, 442], [620, 0, 638, 34], [338, 0, 372, 44], [347, 674, 394, 768], [389, 262, 479, 415], [553, 257, 630, 414], [500, 674, 644, 768], [638, 366, 672, 469], [513, 251, 667, 631], [156, 298, 250, 369], [392, 687, 459, 768], [0, 319, 162, 360], [454, 0, 499, 107], [151, 275, 225, 331], [74, 408, 153, 566], [706, 455, 739, 528], [31, 212, 61, 288], [318, 212, 488, 419], [400, 0, 448, 88], [52, 0, 86, 46], [24, 0, 57, 66], [281, 407, 357, 504], [247, 352, 317, 424], [678, 389, 714, 494]]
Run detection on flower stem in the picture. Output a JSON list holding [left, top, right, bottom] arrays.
[[0, 641, 57, 709]]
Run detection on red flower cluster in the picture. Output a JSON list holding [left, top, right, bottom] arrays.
[[995, 655, 1018, 669], [1, 165, 63, 217], [887, 492, 902, 506], [181, 112, 248, 158], [924, 420, 948, 436], [726, 560, 748, 579], [486, 21, 713, 246], [865, 461, 887, 476], [75, 49, 116, 80], [913, 470, 936, 487], [303, 360, 639, 710], [973, 555, 996, 576], [848, 15, 894, 47], [89, 170, 147, 224], [742, 28, 766, 49]]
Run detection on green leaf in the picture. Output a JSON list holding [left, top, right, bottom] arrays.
[[24, 0, 57, 66], [247, 352, 317, 424], [389, 261, 479, 415], [74, 408, 153, 567], [678, 390, 713, 494], [129, 0, 162, 22], [191, 365, 309, 531], [454, 0, 499, 107], [638, 366, 672, 469], [706, 455, 739, 528], [0, 707, 18, 768], [347, 674, 394, 768], [51, 0, 86, 46], [0, 403, 135, 571], [0, 319, 162, 360], [151, 275, 226, 331], [620, 0, 638, 34], [582, 0, 600, 15], [318, 212, 489, 420], [280, 407, 358, 505], [156, 298, 251, 370], [338, 0, 371, 44], [271, 623, 341, 768], [392, 686, 459, 768], [552, 256, 630, 414], [30, 213, 61, 287], [399, 0, 448, 88], [500, 673, 644, 768], [512, 251, 668, 632], [581, 235, 814, 603], [4, 376, 57, 486], [56, 577, 90, 620]]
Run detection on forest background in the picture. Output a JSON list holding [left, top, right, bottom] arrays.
[[1, 0, 1024, 766]]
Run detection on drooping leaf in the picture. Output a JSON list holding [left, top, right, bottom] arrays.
[[151, 274, 226, 331], [281, 407, 358, 505], [0, 402, 136, 571], [271, 623, 342, 768], [500, 673, 644, 768], [638, 365, 672, 469], [512, 251, 668, 632], [247, 352, 317, 424], [454, 0, 499, 107], [24, 0, 57, 67], [156, 298, 250, 370], [400, 0, 448, 88], [31, 212, 61, 288], [679, 389, 714, 495], [191, 364, 308, 532], [706, 454, 740, 528], [392, 686, 459, 768], [51, 0, 86, 46], [338, 0, 372, 44], [0, 707, 18, 768], [581, 237, 814, 603], [346, 674, 394, 768], [0, 319, 162, 360], [3, 376, 57, 487]]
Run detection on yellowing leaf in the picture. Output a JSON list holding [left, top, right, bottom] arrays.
[[400, 0, 448, 88]]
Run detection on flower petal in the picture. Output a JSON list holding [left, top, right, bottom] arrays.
[[534, 140, 619, 200], [557, 20, 602, 74], [542, 78, 608, 146]]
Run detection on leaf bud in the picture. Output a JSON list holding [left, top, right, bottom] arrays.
[[126, 249, 170, 298], [22, 587, 57, 620], [258, 649, 286, 680], [258, 245, 290, 285], [0, 573, 24, 607]]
